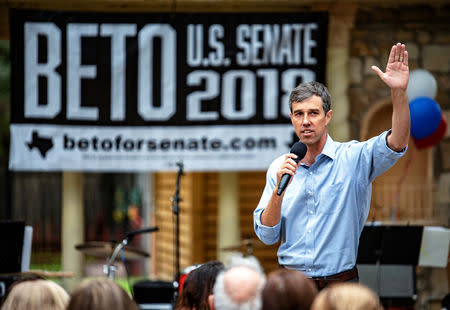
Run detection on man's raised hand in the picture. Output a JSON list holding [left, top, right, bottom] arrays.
[[371, 43, 409, 91]]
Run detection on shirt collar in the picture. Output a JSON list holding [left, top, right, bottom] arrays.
[[320, 134, 337, 160]]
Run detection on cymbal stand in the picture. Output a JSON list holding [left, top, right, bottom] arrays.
[[244, 238, 253, 257], [104, 238, 128, 280], [103, 227, 158, 280], [171, 161, 184, 299]]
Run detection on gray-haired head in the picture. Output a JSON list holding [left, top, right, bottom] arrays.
[[212, 255, 266, 310], [289, 81, 332, 114]]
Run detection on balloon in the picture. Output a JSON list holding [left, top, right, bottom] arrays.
[[407, 69, 438, 101], [414, 114, 447, 149], [409, 97, 441, 140]]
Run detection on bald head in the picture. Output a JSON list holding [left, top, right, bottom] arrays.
[[224, 266, 264, 304], [211, 256, 266, 310]]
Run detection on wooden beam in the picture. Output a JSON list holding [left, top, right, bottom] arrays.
[[5, 0, 449, 12], [5, 0, 312, 12], [61, 172, 84, 292]]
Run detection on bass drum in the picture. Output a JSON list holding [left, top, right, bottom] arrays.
[[178, 264, 201, 294]]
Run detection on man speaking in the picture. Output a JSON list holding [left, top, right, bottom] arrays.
[[253, 43, 410, 290]]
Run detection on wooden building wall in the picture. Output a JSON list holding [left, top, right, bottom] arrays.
[[154, 171, 281, 280], [154, 172, 219, 281], [239, 172, 280, 273]]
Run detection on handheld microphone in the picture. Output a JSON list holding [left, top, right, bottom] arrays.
[[276, 141, 307, 196], [125, 226, 159, 239]]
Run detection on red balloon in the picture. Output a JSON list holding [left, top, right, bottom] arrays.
[[414, 114, 448, 149]]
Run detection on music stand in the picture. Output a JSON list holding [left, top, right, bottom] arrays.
[[357, 225, 423, 308]]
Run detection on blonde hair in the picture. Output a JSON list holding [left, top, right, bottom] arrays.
[[67, 278, 139, 310], [311, 283, 383, 310], [1, 279, 69, 310]]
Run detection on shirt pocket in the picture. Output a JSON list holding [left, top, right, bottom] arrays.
[[317, 181, 344, 215]]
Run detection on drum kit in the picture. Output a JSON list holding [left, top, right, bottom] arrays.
[[74, 161, 264, 307], [75, 231, 263, 309], [75, 227, 157, 279], [75, 162, 186, 308], [74, 235, 262, 281]]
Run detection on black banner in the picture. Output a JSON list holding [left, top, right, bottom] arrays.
[[10, 9, 328, 126], [9, 9, 328, 172]]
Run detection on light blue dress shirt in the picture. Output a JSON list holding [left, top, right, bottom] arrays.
[[253, 131, 406, 277]]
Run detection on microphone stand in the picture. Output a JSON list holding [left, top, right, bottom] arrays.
[[104, 239, 128, 280], [171, 161, 184, 301], [104, 227, 158, 280]]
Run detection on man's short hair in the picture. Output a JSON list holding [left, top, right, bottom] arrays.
[[289, 81, 332, 114]]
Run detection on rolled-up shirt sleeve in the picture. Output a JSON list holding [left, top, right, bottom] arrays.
[[253, 158, 282, 245], [367, 130, 407, 183]]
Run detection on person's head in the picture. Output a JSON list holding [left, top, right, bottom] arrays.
[[442, 293, 450, 310], [262, 269, 318, 310], [67, 278, 139, 310], [310, 282, 383, 310], [289, 81, 333, 147], [176, 260, 225, 310], [0, 274, 45, 306], [1, 279, 69, 310], [209, 255, 266, 310], [289, 81, 332, 115]]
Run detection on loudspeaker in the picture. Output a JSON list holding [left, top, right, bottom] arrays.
[[133, 280, 175, 304], [0, 221, 25, 273]]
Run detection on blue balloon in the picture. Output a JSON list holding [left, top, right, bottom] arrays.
[[409, 97, 442, 140]]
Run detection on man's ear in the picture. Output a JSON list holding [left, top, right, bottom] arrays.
[[208, 294, 215, 310], [325, 109, 333, 125]]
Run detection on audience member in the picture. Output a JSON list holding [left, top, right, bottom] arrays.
[[442, 293, 450, 310], [66, 278, 139, 310], [0, 274, 44, 306], [1, 279, 69, 310], [209, 255, 266, 310], [262, 269, 318, 310], [310, 282, 383, 310], [175, 260, 225, 310]]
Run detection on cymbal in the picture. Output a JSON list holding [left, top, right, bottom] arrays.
[[75, 241, 149, 260]]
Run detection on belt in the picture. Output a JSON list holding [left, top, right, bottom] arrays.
[[309, 267, 359, 290]]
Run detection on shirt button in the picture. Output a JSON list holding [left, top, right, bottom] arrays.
[[308, 268, 312, 272], [309, 210, 313, 214], [308, 191, 312, 195], [309, 171, 313, 175]]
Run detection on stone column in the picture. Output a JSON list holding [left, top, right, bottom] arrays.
[[326, 4, 357, 142], [217, 172, 240, 262], [61, 172, 84, 292]]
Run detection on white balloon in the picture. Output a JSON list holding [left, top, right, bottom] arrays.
[[407, 69, 438, 101]]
